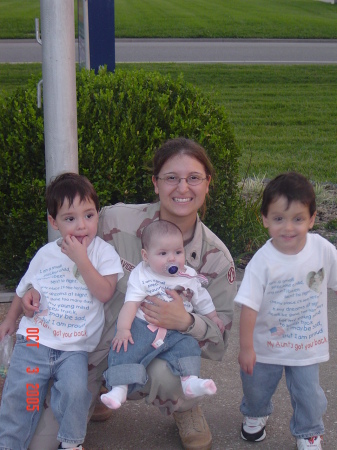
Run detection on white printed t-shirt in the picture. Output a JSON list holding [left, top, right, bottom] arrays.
[[235, 233, 337, 366], [17, 236, 124, 352], [126, 262, 215, 322]]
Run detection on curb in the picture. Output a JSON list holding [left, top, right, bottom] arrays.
[[0, 293, 15, 304]]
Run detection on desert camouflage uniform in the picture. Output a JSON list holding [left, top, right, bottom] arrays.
[[29, 202, 236, 450]]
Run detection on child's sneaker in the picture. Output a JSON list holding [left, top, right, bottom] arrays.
[[241, 416, 268, 442], [58, 445, 84, 450], [297, 436, 322, 450]]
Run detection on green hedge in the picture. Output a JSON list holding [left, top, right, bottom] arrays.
[[0, 67, 241, 287]]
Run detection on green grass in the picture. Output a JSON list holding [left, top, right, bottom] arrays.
[[1, 0, 337, 39], [0, 63, 42, 94], [325, 219, 337, 231], [115, 0, 337, 39], [0, 1, 40, 39], [120, 63, 337, 184], [1, 63, 336, 184]]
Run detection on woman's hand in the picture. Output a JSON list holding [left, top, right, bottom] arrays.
[[141, 289, 194, 332], [0, 317, 16, 340], [211, 315, 226, 334], [0, 294, 23, 339]]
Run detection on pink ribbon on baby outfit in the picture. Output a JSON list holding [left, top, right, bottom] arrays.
[[147, 324, 167, 349], [178, 271, 208, 286]]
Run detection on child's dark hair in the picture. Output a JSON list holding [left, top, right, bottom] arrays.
[[141, 220, 183, 250], [46, 172, 99, 219], [261, 172, 316, 217]]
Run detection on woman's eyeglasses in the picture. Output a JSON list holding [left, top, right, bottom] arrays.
[[156, 175, 207, 186]]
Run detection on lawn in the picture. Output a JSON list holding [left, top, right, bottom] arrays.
[[1, 1, 336, 182], [0, 0, 40, 39], [1, 63, 336, 184], [0, 0, 337, 39], [150, 64, 337, 184]]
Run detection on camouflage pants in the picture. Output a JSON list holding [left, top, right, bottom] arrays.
[[28, 308, 199, 450]]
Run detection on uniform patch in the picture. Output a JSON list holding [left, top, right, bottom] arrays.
[[227, 266, 236, 284], [121, 258, 135, 273]]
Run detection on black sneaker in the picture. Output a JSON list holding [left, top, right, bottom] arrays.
[[58, 445, 84, 450], [241, 416, 269, 442]]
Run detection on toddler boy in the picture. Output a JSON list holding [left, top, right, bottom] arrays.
[[235, 172, 337, 450], [0, 173, 123, 450]]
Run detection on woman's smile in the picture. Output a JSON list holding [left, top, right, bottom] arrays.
[[153, 154, 210, 224], [172, 197, 193, 203]]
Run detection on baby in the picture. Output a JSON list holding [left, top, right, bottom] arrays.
[[101, 220, 224, 409]]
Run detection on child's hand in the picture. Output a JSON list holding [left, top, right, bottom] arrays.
[[0, 317, 16, 340], [60, 235, 88, 265], [212, 315, 225, 334], [112, 329, 134, 353], [21, 289, 40, 318], [238, 347, 256, 375]]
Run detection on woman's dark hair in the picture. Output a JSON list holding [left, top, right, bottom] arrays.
[[261, 172, 316, 217], [152, 137, 214, 218], [46, 172, 99, 219]]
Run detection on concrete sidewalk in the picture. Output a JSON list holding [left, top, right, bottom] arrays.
[[1, 269, 336, 448], [83, 268, 337, 449]]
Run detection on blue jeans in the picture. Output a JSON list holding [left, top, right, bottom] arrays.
[[104, 317, 201, 395], [0, 335, 91, 450], [240, 362, 327, 439]]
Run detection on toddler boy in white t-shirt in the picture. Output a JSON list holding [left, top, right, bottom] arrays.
[[235, 172, 337, 450], [0, 173, 123, 450]]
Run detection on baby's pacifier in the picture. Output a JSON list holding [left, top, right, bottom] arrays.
[[166, 264, 178, 275]]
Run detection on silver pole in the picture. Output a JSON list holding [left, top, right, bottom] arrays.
[[40, 0, 78, 241]]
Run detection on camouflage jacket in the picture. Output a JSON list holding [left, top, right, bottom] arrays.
[[97, 201, 236, 361]]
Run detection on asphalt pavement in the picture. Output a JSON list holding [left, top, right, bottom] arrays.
[[82, 269, 337, 449], [0, 39, 337, 64], [1, 271, 337, 449]]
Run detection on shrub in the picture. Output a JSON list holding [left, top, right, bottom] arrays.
[[325, 219, 337, 231], [234, 177, 269, 265], [0, 67, 241, 287]]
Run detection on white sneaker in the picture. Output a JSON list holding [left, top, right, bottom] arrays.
[[241, 416, 269, 442], [297, 436, 322, 450]]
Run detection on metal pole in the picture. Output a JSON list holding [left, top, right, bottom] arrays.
[[40, 0, 78, 241]]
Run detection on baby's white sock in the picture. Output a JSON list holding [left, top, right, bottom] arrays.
[[100, 384, 127, 410], [181, 375, 217, 399]]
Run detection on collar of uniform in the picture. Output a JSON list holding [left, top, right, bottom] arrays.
[[147, 201, 161, 218], [185, 215, 202, 268]]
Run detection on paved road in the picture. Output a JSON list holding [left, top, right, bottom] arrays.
[[1, 38, 337, 64], [83, 270, 337, 449]]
